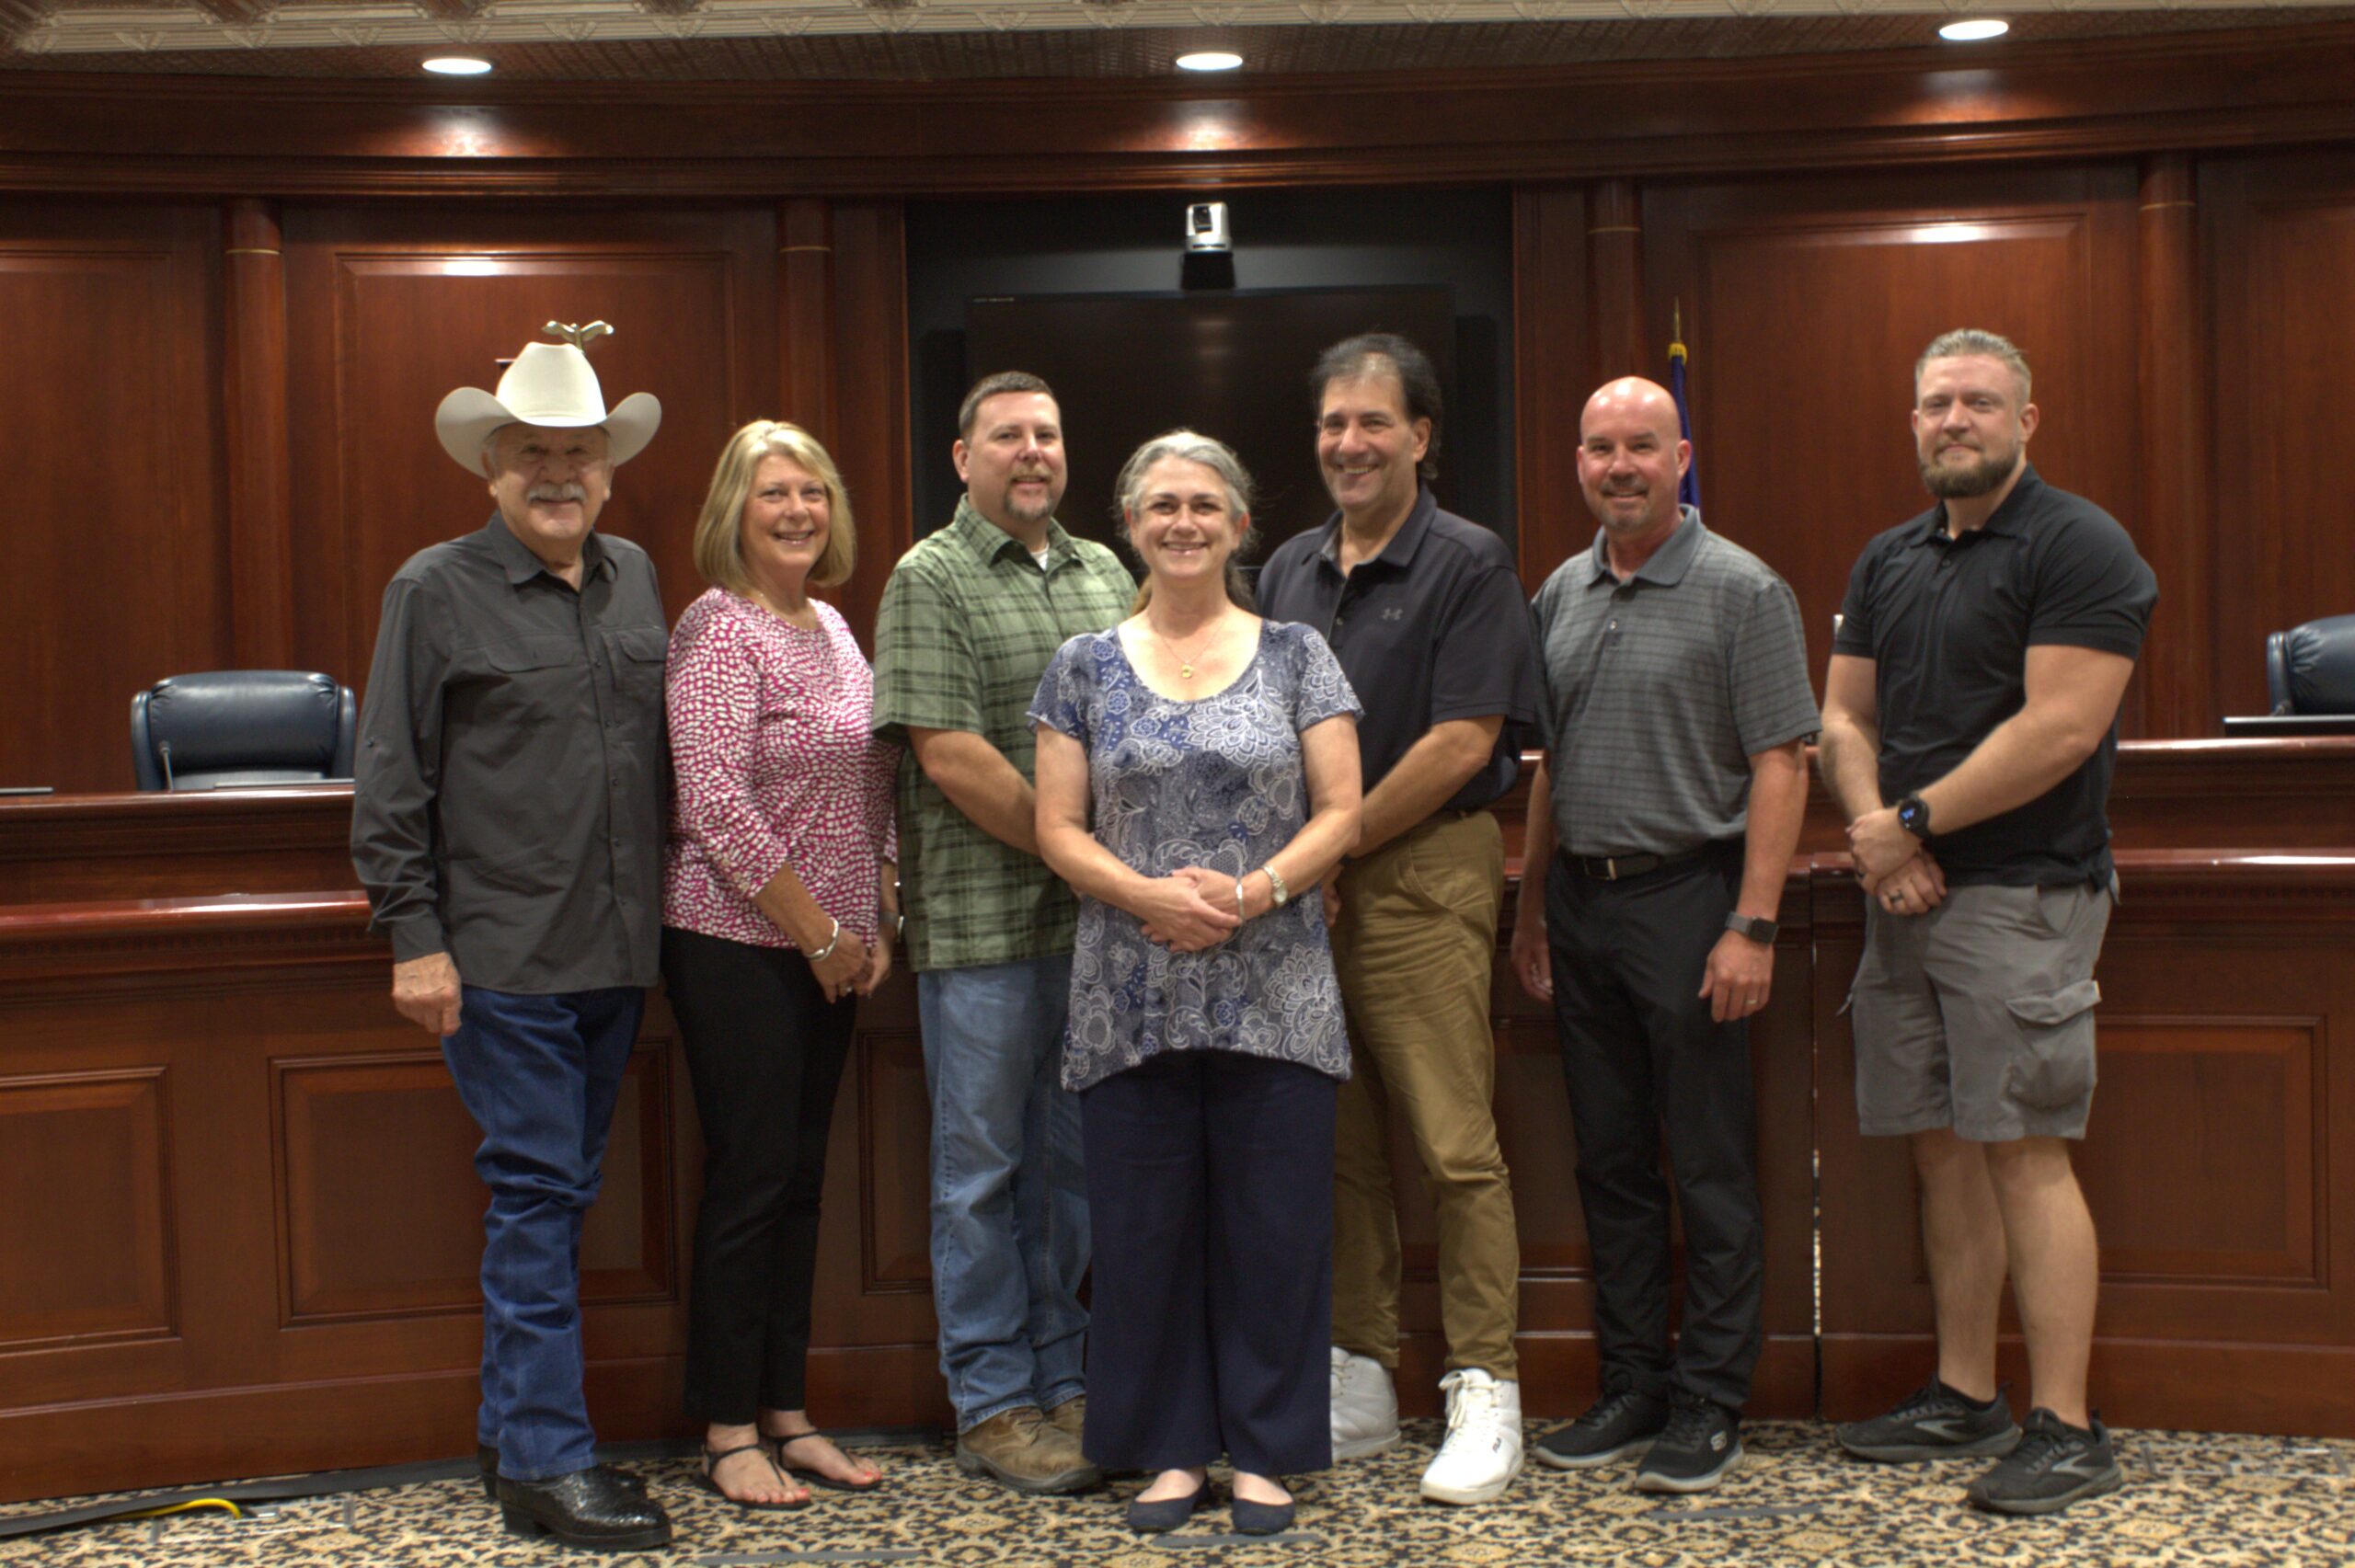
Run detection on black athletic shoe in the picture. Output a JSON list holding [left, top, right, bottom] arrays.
[[1965, 1409, 2123, 1516], [1631, 1395, 1742, 1494], [1534, 1389, 1671, 1470], [1835, 1379, 2022, 1463]]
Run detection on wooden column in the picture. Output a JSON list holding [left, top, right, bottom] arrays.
[[222, 198, 295, 670], [1587, 178, 1646, 383], [778, 198, 835, 441], [1512, 184, 1591, 581], [2135, 154, 2211, 736]]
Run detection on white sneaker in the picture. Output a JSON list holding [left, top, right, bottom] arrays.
[[1420, 1368, 1524, 1505], [1329, 1347, 1401, 1459]]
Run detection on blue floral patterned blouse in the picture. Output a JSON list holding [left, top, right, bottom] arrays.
[[1028, 619, 1362, 1093]]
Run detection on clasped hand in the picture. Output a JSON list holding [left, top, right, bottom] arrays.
[[1139, 865, 1244, 952]]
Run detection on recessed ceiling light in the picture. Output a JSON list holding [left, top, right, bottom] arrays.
[[1177, 51, 1244, 72], [1936, 18, 2009, 41], [422, 56, 494, 75]]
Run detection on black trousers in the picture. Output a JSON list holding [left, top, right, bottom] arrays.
[[1080, 1050, 1337, 1478], [662, 925, 856, 1425], [1545, 846, 1764, 1411]]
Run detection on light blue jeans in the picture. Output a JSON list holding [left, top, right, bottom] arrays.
[[916, 955, 1090, 1432]]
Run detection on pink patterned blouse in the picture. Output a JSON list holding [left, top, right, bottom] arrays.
[[662, 588, 899, 950]]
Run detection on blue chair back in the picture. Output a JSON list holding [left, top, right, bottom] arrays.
[[130, 671, 357, 791]]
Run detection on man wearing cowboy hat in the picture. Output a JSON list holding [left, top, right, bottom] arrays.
[[353, 326, 673, 1551]]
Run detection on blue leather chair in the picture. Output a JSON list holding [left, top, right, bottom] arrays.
[[2266, 615, 2355, 716], [130, 671, 357, 791]]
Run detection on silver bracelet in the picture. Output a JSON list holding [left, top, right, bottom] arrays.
[[1235, 876, 1246, 919], [808, 916, 843, 962], [1264, 864, 1290, 909]]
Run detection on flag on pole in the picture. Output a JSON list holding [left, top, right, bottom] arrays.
[[1668, 303, 1701, 511]]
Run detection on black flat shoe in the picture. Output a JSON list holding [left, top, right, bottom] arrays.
[[1231, 1494, 1296, 1535], [768, 1429, 884, 1492], [1125, 1479, 1214, 1533], [477, 1446, 646, 1503], [497, 1467, 672, 1551]]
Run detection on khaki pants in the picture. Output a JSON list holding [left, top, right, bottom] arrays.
[[1328, 809, 1520, 1378]]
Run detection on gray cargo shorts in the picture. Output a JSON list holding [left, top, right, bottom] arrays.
[[1846, 876, 2115, 1142]]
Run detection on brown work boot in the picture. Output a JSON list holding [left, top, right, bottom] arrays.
[[954, 1406, 1102, 1494], [1046, 1395, 1086, 1442]]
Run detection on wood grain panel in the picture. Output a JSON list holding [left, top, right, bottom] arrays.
[[818, 200, 910, 650], [0, 1069, 174, 1349], [2205, 153, 2355, 723], [854, 1024, 936, 1299], [1642, 167, 2142, 723], [1511, 184, 1590, 588], [5, 26, 2355, 196], [274, 1045, 674, 1323], [280, 206, 776, 691], [0, 205, 226, 795]]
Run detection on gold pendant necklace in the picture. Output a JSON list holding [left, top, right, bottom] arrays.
[[1150, 616, 1222, 681]]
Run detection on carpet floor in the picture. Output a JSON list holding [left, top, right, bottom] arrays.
[[5, 1419, 2350, 1567]]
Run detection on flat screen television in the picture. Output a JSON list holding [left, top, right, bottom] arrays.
[[962, 286, 1458, 570]]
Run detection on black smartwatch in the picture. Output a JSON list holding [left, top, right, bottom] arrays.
[[1724, 912, 1778, 944], [1896, 794, 1934, 841]]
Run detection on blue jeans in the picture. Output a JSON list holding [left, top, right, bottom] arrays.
[[442, 984, 644, 1482], [917, 956, 1090, 1431]]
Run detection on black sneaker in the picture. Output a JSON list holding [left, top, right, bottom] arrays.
[[1835, 1378, 2022, 1462], [1534, 1389, 1670, 1470], [1631, 1394, 1741, 1494], [1965, 1408, 2123, 1516]]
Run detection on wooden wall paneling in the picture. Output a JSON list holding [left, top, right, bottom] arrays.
[[222, 198, 296, 671], [280, 204, 778, 689], [778, 198, 836, 441], [1587, 178, 1646, 383], [0, 1068, 174, 1350], [1641, 166, 2143, 701], [0, 203, 227, 795], [1818, 853, 2355, 1437], [7, 27, 2355, 195], [2134, 155, 2212, 738], [1511, 184, 1591, 585], [822, 201, 912, 649], [2203, 152, 2355, 724]]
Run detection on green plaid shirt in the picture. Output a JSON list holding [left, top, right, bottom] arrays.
[[872, 497, 1135, 972]]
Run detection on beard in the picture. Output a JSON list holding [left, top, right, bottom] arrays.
[[998, 474, 1061, 523], [1919, 440, 2018, 499]]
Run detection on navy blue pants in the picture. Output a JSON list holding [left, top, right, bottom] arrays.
[[1079, 1050, 1338, 1478], [443, 984, 644, 1482]]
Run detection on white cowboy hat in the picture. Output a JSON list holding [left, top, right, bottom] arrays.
[[434, 335, 661, 473]]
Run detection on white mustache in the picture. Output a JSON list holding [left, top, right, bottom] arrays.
[[528, 483, 588, 503]]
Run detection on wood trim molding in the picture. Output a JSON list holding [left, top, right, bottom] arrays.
[[2, 24, 2353, 196]]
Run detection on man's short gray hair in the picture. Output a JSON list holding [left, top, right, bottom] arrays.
[[1915, 329, 2031, 405]]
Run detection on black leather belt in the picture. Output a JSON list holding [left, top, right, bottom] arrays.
[[1568, 843, 1718, 881]]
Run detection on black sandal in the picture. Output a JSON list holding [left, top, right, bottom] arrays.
[[766, 1429, 884, 1493], [695, 1439, 810, 1510]]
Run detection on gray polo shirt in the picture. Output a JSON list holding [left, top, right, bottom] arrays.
[[1531, 508, 1818, 858], [351, 515, 669, 993]]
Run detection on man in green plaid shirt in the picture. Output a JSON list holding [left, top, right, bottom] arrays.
[[872, 372, 1134, 1494]]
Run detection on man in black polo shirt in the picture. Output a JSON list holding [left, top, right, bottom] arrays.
[[1257, 333, 1543, 1506], [1820, 329, 2156, 1516]]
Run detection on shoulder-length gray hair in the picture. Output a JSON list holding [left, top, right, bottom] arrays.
[[1113, 429, 1259, 614]]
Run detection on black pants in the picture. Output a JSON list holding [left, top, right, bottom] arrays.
[[1080, 1050, 1337, 1478], [662, 926, 856, 1425], [1545, 846, 1763, 1411]]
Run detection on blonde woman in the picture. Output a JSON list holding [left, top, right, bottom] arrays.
[[663, 420, 894, 1506]]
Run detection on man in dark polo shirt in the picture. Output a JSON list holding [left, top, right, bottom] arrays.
[[352, 329, 672, 1552], [1820, 329, 2156, 1516], [1511, 376, 1817, 1494], [1257, 332, 1542, 1506]]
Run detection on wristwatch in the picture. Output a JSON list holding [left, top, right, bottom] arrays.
[[1725, 911, 1778, 944], [1264, 864, 1291, 909], [1896, 794, 1934, 841]]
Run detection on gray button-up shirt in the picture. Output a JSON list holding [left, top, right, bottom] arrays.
[[1532, 507, 1818, 858], [351, 515, 669, 994]]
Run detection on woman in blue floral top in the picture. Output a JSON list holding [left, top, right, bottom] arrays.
[[1031, 429, 1361, 1536]]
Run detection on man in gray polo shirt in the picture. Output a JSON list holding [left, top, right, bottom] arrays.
[[1511, 376, 1816, 1494]]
